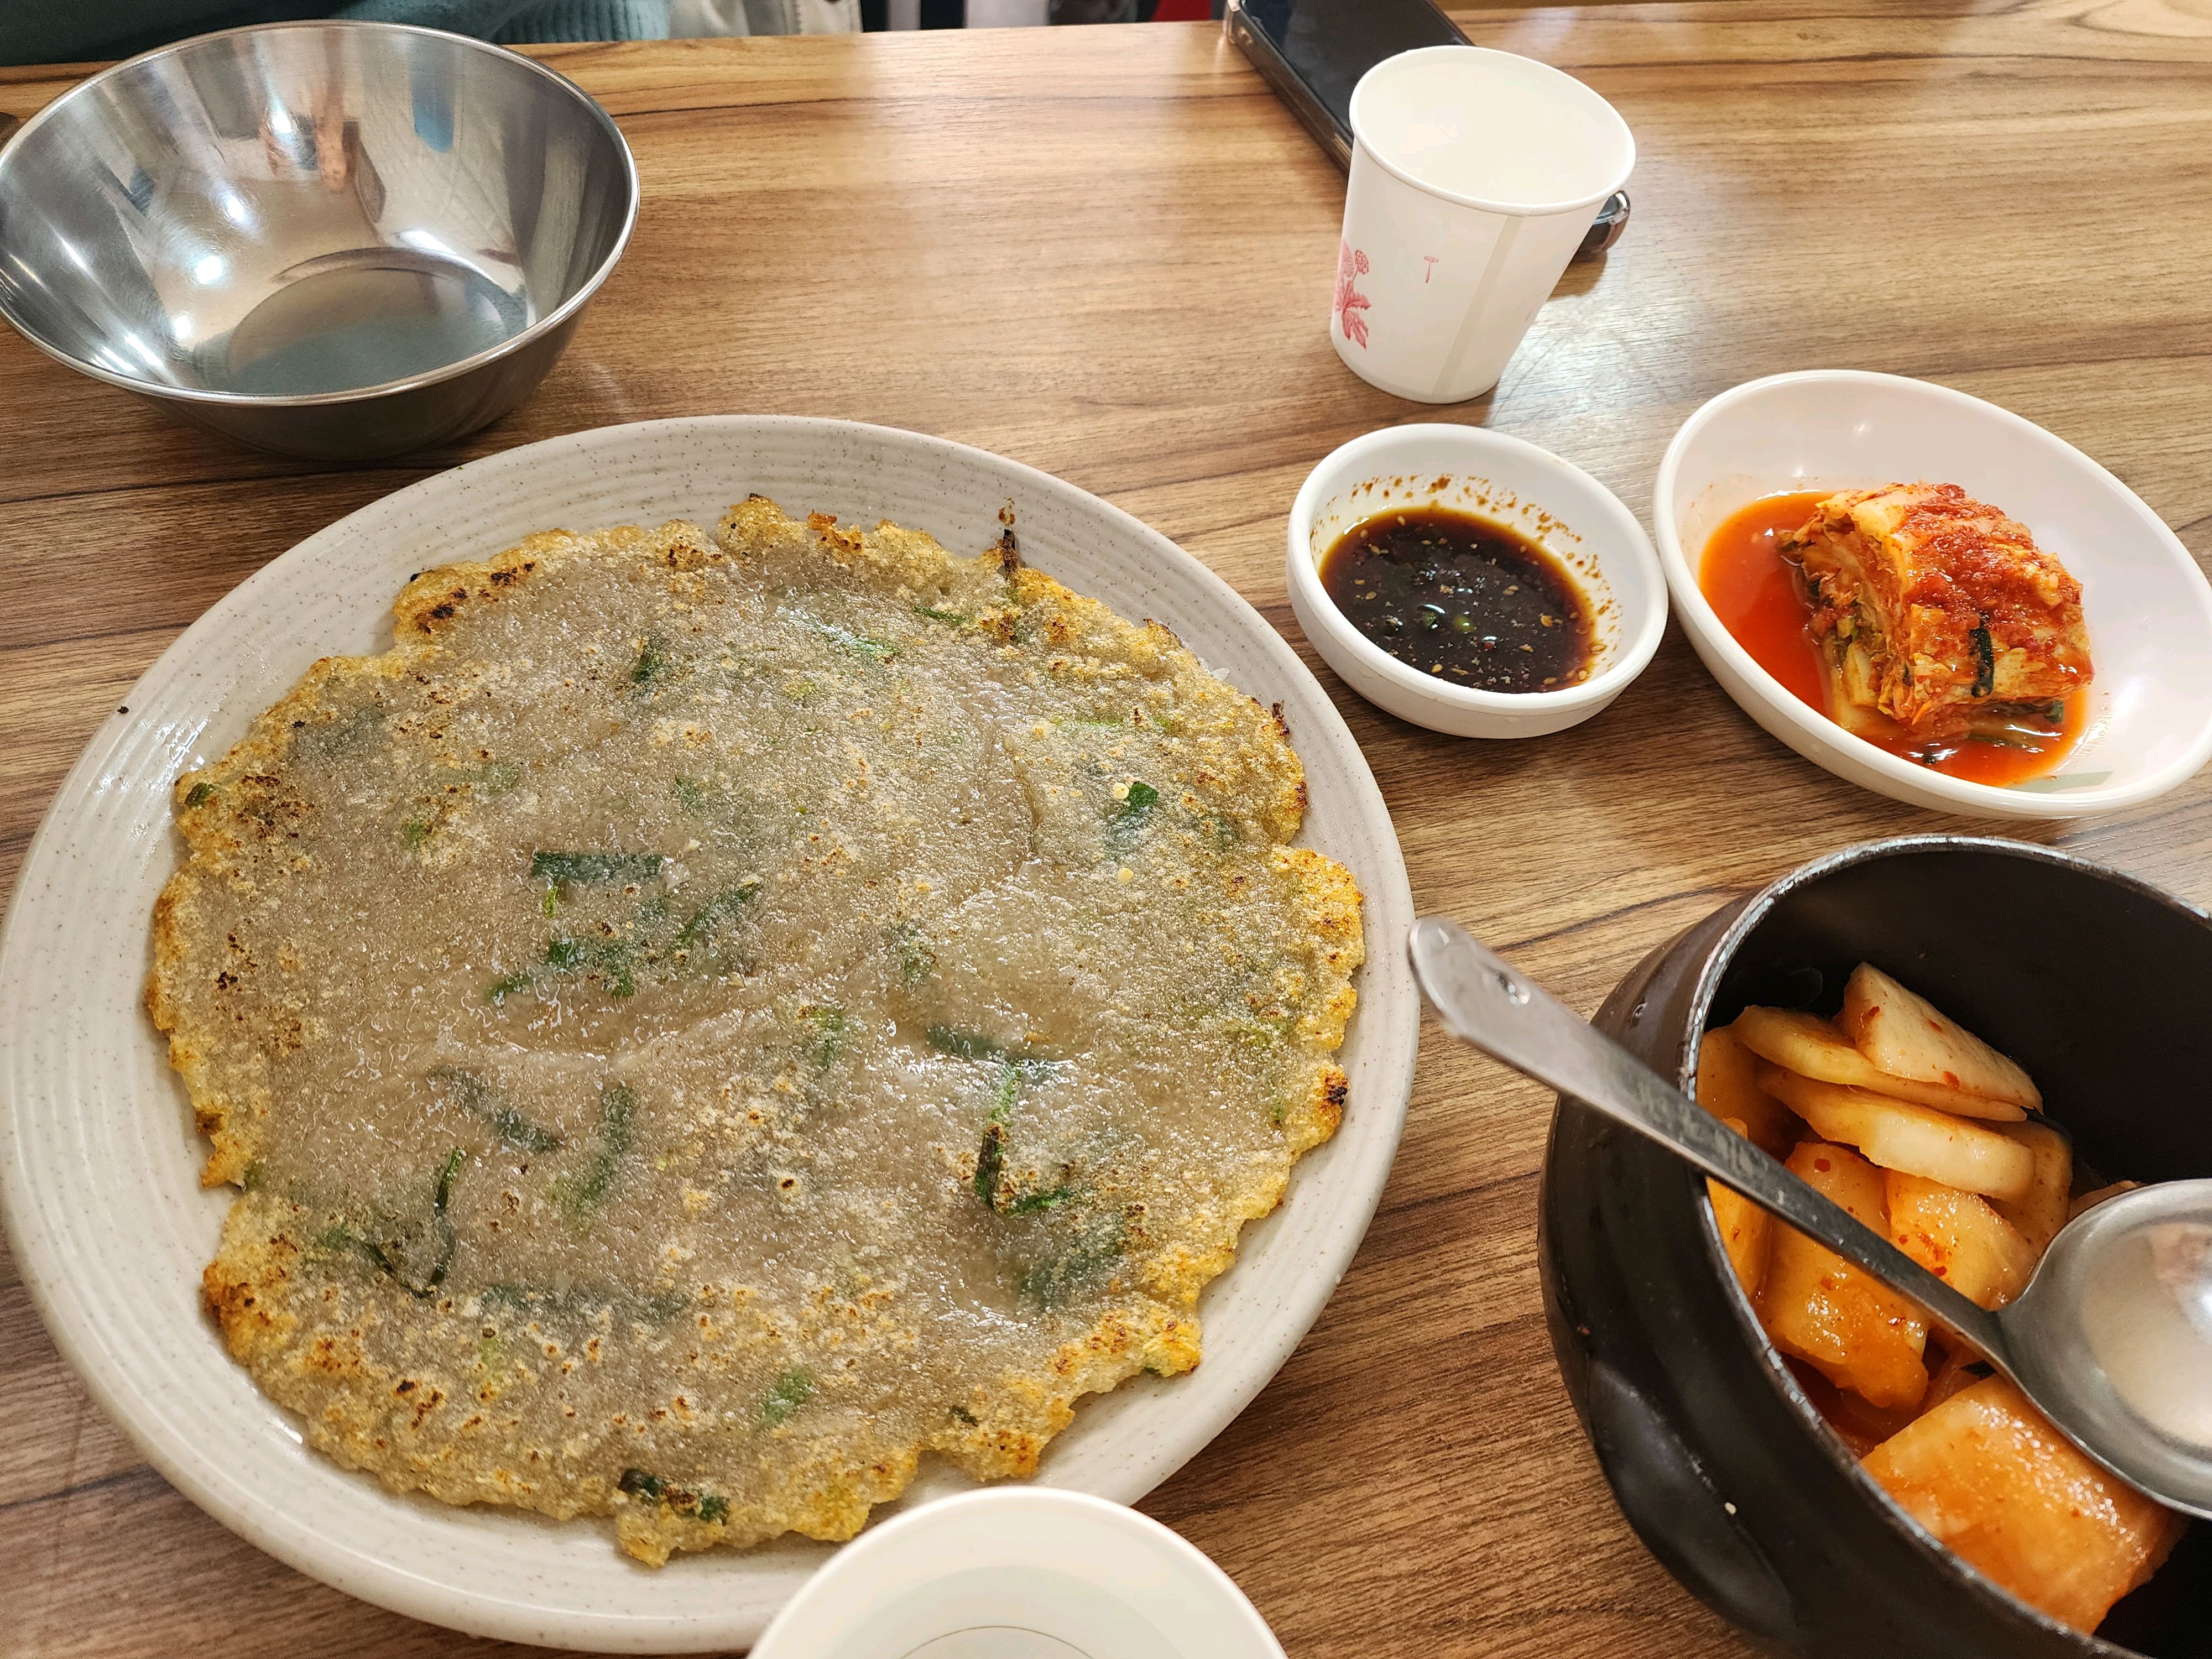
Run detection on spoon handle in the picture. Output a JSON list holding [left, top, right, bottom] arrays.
[[1408, 916, 2011, 1367]]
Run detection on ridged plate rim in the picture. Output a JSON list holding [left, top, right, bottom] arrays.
[[0, 416, 1417, 1651]]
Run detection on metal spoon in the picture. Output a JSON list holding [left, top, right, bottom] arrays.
[[1409, 915, 2212, 1519]]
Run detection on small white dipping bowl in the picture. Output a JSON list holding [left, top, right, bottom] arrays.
[[1287, 424, 1666, 738], [1655, 370, 2212, 819], [748, 1488, 1286, 1659]]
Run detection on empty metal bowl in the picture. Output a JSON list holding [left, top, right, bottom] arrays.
[[0, 22, 637, 461]]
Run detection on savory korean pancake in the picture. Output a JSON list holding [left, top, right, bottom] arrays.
[[148, 497, 1363, 1564]]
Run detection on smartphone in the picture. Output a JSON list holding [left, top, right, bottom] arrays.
[[1225, 0, 1630, 259]]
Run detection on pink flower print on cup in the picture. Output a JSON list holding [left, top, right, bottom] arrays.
[[1334, 241, 1372, 348]]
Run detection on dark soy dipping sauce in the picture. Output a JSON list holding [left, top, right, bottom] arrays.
[[1318, 507, 1596, 693]]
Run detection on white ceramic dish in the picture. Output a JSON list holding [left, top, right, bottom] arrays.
[[749, 1488, 1286, 1658], [1286, 423, 1666, 737], [0, 418, 1419, 1653], [1655, 369, 2212, 818]]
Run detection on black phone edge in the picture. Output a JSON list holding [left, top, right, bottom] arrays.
[[1224, 1, 1353, 171]]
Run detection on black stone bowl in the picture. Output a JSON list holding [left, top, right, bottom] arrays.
[[1539, 835, 2212, 1658]]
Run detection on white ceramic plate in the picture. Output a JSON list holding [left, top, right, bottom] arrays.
[[0, 418, 1417, 1653], [1654, 370, 2212, 818]]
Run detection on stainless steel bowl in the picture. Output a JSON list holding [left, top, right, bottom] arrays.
[[0, 23, 637, 461]]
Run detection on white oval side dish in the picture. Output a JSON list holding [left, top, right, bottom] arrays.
[[0, 417, 1419, 1653], [749, 1488, 1286, 1659], [1655, 369, 2212, 818], [1287, 422, 1667, 738]]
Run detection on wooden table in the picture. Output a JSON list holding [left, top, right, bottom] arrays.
[[4, 4, 2209, 1653]]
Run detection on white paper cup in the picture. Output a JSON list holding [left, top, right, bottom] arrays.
[[1332, 45, 1634, 404]]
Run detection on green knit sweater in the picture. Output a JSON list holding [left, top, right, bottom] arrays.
[[2, 1, 671, 67]]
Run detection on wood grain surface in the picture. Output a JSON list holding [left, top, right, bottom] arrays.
[[4, 4, 2210, 1654]]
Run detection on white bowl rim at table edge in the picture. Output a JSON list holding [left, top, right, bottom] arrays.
[[0, 416, 1420, 1653], [748, 1487, 1287, 1658], [1653, 368, 2212, 820], [1287, 422, 1667, 738]]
